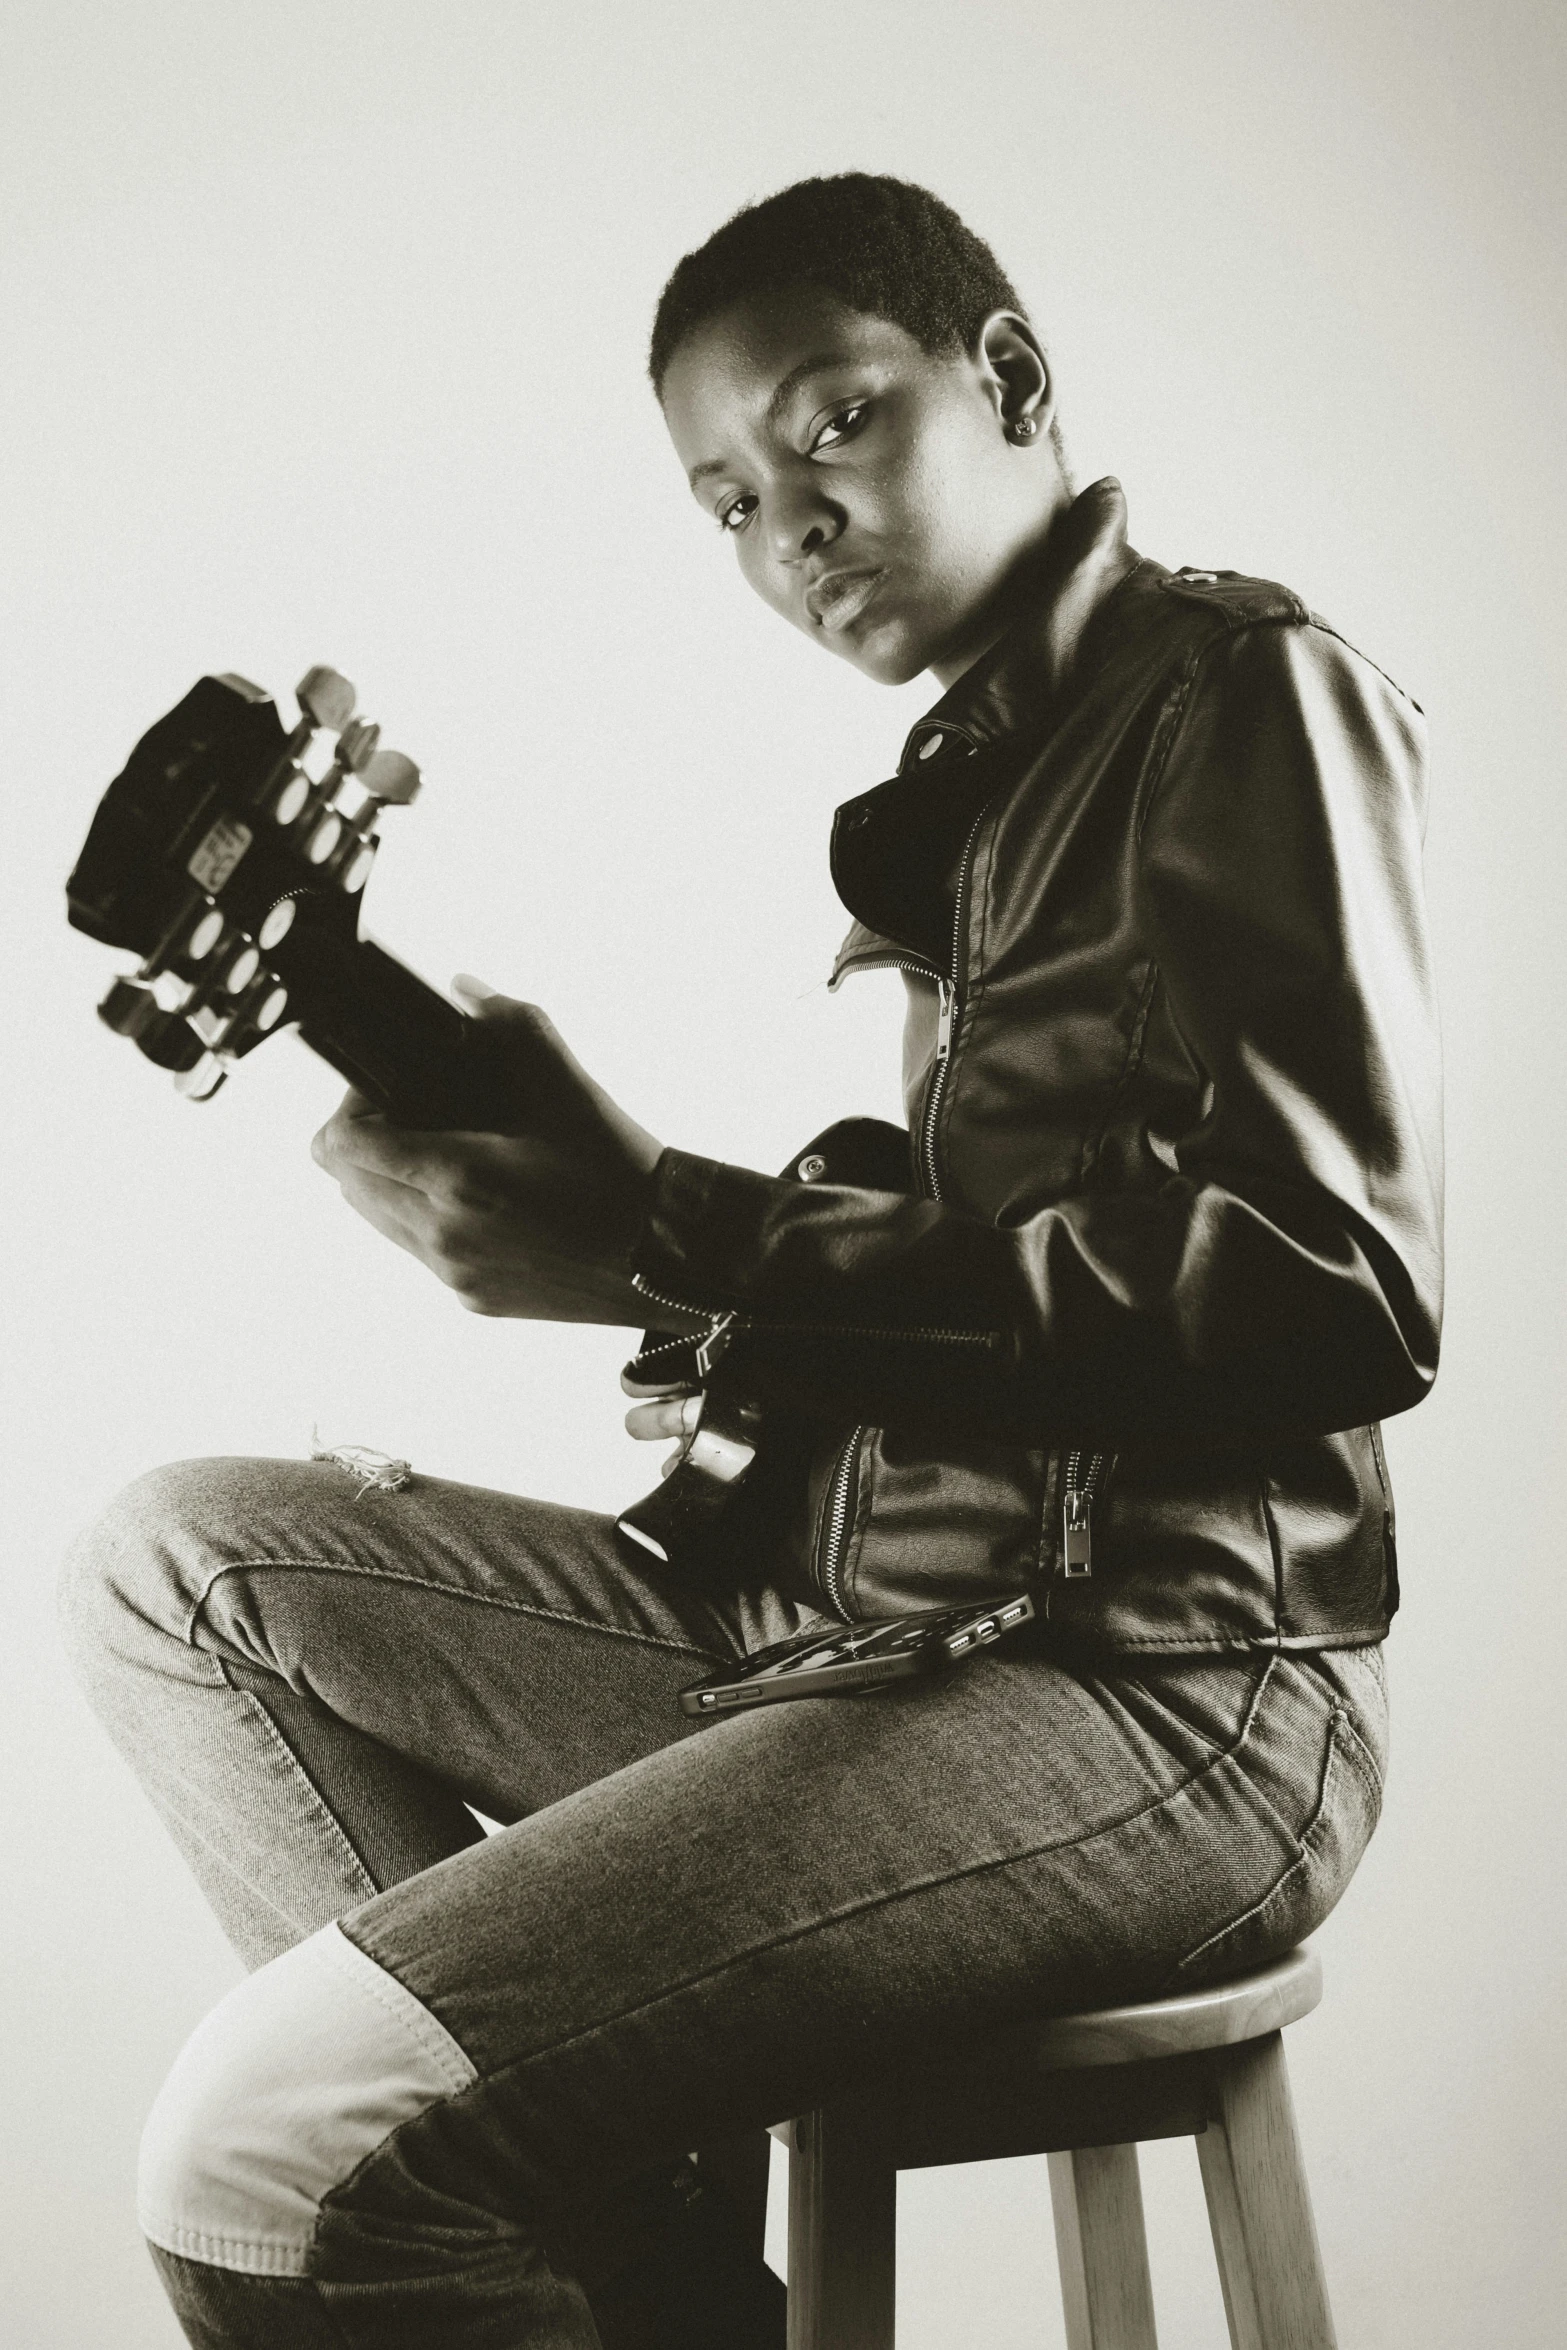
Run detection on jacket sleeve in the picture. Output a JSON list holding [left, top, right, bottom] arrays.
[[631, 621, 1444, 1447]]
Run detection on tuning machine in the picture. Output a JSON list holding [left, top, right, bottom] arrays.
[[98, 976, 208, 1074], [174, 1053, 228, 1102], [296, 665, 357, 733], [259, 670, 422, 895]]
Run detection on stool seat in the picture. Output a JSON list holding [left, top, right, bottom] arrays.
[[770, 1947, 1340, 2350], [1018, 1943, 1322, 2067]]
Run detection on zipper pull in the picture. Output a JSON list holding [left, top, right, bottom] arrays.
[[693, 1311, 737, 1381], [1061, 1487, 1094, 1578], [935, 979, 955, 1063]]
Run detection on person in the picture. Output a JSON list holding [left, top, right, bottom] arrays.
[[61, 173, 1442, 2349]]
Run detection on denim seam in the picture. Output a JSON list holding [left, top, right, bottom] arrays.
[[1168, 1706, 1350, 1979], [152, 2224, 329, 2272], [1330, 1708, 1386, 1806], [149, 1798, 320, 1943], [1083, 1671, 1226, 1764], [1049, 1626, 1389, 1650], [219, 1676, 380, 1904], [369, 1658, 1287, 2085], [184, 1560, 725, 1664], [317, 1926, 478, 2096]]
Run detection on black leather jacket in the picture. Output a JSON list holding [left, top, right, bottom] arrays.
[[631, 482, 1443, 1653]]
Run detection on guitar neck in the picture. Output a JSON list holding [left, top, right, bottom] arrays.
[[274, 928, 515, 1131]]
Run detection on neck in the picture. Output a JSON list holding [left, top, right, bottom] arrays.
[[928, 478, 1076, 688]]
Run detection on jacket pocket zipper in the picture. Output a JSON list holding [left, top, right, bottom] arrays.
[[1060, 1449, 1112, 1578], [818, 1424, 867, 1619], [1367, 1422, 1398, 1600]]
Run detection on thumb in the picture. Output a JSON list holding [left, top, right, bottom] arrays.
[[449, 977, 577, 1103], [451, 973, 506, 1017]]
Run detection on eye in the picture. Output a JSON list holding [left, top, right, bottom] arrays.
[[717, 493, 758, 534], [810, 401, 868, 452]]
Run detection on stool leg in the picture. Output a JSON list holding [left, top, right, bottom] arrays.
[[785, 2107, 896, 2350], [1196, 2033, 1337, 2350], [696, 2128, 772, 2258], [1048, 2143, 1160, 2350]]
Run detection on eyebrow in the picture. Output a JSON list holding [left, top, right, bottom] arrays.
[[686, 351, 854, 488]]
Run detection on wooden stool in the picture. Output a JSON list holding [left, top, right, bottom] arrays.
[[772, 1945, 1337, 2350]]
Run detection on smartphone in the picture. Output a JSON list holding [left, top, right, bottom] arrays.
[[679, 1594, 1036, 1716]]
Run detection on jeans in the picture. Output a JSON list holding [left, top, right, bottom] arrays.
[[61, 1454, 1389, 2348]]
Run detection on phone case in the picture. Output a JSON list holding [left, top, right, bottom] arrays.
[[679, 1595, 1035, 1715]]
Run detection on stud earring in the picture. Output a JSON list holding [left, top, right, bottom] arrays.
[[1010, 415, 1039, 442]]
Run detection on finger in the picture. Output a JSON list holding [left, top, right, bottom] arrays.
[[329, 1166, 432, 1259], [318, 1112, 559, 1198], [620, 1366, 700, 1399], [448, 986, 591, 1102], [451, 973, 502, 1013], [311, 1089, 379, 1169], [313, 1109, 434, 1191], [624, 1397, 697, 1442]]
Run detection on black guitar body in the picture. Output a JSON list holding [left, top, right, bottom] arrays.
[[615, 1118, 915, 1575]]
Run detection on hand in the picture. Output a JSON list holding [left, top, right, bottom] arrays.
[[623, 1390, 703, 1480], [310, 977, 679, 1325]]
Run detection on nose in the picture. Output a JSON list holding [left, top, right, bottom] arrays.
[[766, 471, 843, 565]]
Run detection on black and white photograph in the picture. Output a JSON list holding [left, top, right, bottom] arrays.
[[3, 4, 1563, 2344]]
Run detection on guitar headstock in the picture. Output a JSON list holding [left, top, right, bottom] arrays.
[[67, 668, 423, 1102]]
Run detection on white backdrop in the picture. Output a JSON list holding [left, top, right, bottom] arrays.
[[3, 3, 1564, 2343]]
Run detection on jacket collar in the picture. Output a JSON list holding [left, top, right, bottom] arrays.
[[897, 476, 1140, 769], [829, 479, 1142, 982]]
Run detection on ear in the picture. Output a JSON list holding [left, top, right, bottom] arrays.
[[973, 311, 1054, 444]]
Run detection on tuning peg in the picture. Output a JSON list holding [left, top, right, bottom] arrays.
[[99, 977, 158, 1038], [220, 943, 261, 995], [174, 1053, 228, 1102], [296, 667, 356, 731], [186, 907, 226, 961], [338, 717, 381, 773], [258, 899, 297, 949], [136, 1007, 209, 1073], [361, 748, 422, 805], [305, 811, 344, 865]]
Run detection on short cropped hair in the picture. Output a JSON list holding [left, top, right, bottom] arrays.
[[649, 172, 1032, 400]]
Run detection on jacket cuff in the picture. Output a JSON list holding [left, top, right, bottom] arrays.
[[632, 1149, 767, 1316]]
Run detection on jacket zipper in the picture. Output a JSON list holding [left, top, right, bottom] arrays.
[[1367, 1422, 1398, 1600], [818, 1424, 867, 1619], [629, 1279, 738, 1379], [828, 951, 940, 988], [818, 808, 991, 1613], [632, 1276, 1002, 1360], [1060, 1448, 1112, 1578], [920, 811, 986, 1204]]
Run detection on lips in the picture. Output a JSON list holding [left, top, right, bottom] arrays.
[[804, 567, 887, 631]]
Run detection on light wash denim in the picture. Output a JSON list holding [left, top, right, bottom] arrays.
[[62, 1453, 1388, 2347]]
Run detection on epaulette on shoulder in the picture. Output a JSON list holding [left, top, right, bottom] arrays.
[[1156, 567, 1308, 630]]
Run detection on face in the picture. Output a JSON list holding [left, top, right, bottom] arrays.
[[661, 286, 1064, 687]]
